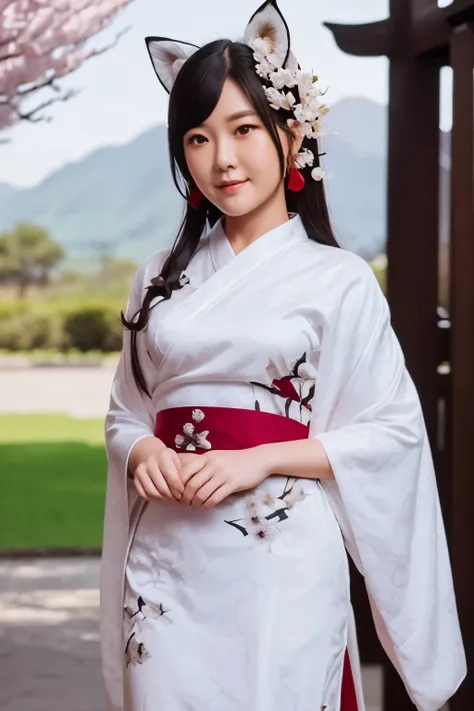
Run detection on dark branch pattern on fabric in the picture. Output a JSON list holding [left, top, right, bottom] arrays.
[[224, 477, 308, 545], [123, 595, 171, 667], [251, 351, 316, 421]]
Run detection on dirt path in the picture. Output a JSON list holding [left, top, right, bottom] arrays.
[[0, 366, 116, 418], [0, 558, 105, 711], [0, 557, 386, 711]]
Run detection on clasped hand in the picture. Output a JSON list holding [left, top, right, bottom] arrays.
[[133, 447, 270, 509]]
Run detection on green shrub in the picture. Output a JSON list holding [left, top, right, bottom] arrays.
[[0, 297, 124, 353], [63, 304, 122, 352], [0, 306, 64, 350]]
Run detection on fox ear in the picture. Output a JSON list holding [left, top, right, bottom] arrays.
[[145, 36, 200, 93], [243, 0, 290, 69]]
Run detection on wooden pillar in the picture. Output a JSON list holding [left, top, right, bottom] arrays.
[[383, 24, 442, 711], [386, 56, 441, 446], [449, 21, 474, 711]]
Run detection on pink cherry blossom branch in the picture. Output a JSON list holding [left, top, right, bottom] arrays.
[[0, 0, 133, 132]]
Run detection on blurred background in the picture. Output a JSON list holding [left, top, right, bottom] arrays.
[[0, 1, 460, 710]]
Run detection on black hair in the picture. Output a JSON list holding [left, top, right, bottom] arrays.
[[122, 39, 339, 394]]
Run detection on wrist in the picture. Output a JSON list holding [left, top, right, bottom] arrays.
[[254, 443, 279, 478], [128, 436, 167, 475]]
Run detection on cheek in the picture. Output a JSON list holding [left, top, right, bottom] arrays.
[[183, 147, 208, 184], [245, 133, 283, 181]]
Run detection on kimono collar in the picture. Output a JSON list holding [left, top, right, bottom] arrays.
[[208, 213, 307, 272]]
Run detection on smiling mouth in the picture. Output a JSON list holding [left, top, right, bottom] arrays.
[[217, 179, 248, 191]]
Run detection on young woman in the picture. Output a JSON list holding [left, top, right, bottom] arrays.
[[100, 2, 466, 710]]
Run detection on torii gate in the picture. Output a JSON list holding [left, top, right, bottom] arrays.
[[324, 1, 473, 710]]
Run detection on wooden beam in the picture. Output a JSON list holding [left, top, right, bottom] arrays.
[[323, 19, 392, 58], [448, 21, 474, 711], [324, 1, 474, 60]]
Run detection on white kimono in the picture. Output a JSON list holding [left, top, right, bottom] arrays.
[[101, 215, 466, 711]]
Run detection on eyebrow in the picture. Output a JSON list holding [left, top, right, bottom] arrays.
[[190, 109, 259, 132], [225, 109, 258, 123]]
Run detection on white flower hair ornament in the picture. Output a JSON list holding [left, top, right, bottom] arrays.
[[145, 0, 328, 195]]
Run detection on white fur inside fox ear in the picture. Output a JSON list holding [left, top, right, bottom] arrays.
[[145, 37, 199, 93], [243, 0, 290, 68]]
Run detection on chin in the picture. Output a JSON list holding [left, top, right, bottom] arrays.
[[212, 196, 266, 218]]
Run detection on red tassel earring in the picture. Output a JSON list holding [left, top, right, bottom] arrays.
[[188, 186, 203, 209], [287, 166, 305, 192]]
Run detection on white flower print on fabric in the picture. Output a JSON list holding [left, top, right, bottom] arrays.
[[183, 422, 195, 437], [126, 636, 151, 667], [175, 409, 212, 451], [249, 519, 279, 548], [261, 490, 278, 509], [123, 596, 171, 668], [225, 478, 308, 547], [284, 483, 308, 510]]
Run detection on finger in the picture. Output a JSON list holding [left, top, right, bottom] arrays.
[[136, 471, 163, 501], [170, 449, 184, 469], [180, 457, 207, 487], [134, 477, 149, 501], [177, 452, 198, 467], [181, 468, 214, 506], [147, 459, 174, 500], [190, 476, 225, 508], [201, 483, 233, 509], [160, 451, 185, 498]]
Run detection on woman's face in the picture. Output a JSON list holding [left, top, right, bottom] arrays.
[[183, 78, 290, 217]]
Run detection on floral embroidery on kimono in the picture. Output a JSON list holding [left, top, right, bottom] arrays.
[[224, 476, 308, 547], [251, 352, 316, 421], [174, 408, 211, 451], [123, 596, 171, 667]]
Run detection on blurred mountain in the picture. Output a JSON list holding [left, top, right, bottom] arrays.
[[0, 98, 449, 262]]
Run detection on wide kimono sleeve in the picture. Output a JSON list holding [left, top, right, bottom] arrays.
[[309, 258, 466, 711], [100, 252, 167, 711]]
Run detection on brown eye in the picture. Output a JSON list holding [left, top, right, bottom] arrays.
[[236, 124, 256, 136], [189, 134, 207, 145]]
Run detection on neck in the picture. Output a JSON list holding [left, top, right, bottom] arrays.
[[223, 186, 290, 255]]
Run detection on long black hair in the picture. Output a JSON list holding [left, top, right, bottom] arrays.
[[123, 39, 339, 395]]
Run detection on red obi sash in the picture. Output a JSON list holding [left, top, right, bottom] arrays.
[[154, 406, 309, 452], [154, 405, 359, 711]]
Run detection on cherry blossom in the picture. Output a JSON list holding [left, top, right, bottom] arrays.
[[0, 0, 132, 131]]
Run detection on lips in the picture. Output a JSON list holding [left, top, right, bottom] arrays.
[[217, 179, 248, 191]]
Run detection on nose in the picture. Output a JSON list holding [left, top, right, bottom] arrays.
[[214, 136, 237, 173]]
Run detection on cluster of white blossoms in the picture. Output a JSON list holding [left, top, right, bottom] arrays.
[[251, 37, 329, 181]]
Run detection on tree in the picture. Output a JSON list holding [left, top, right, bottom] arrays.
[[0, 222, 65, 296], [0, 0, 132, 134], [99, 255, 137, 285]]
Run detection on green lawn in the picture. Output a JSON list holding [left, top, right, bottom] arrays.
[[0, 414, 107, 549]]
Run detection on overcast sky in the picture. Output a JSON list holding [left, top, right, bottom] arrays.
[[0, 0, 453, 187]]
